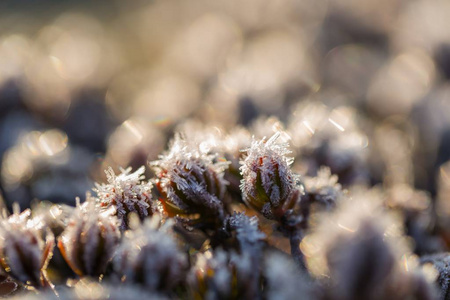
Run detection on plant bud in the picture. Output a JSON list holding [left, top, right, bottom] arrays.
[[0, 207, 54, 288], [95, 166, 154, 231], [58, 196, 120, 277], [240, 133, 300, 220], [151, 134, 228, 228], [113, 217, 187, 292]]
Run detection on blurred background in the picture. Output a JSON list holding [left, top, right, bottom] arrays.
[[1, 0, 450, 221]]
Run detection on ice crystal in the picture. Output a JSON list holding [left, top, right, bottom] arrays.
[[58, 195, 120, 277], [151, 134, 228, 228], [94, 166, 154, 231], [240, 132, 299, 220], [188, 249, 260, 300], [113, 216, 188, 292], [0, 207, 54, 288]]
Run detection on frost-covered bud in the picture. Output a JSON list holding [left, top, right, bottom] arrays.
[[240, 133, 300, 221], [94, 166, 154, 231], [303, 189, 434, 300], [113, 217, 188, 292], [58, 196, 120, 277], [151, 134, 228, 228], [189, 250, 260, 300], [0, 207, 54, 288]]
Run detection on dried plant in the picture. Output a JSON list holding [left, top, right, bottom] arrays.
[[58, 195, 120, 278]]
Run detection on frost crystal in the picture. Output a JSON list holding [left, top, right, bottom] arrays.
[[150, 134, 228, 227], [94, 166, 154, 231], [240, 132, 299, 220], [113, 217, 187, 292], [0, 207, 54, 288], [58, 195, 120, 277]]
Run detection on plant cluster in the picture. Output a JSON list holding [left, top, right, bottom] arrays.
[[0, 128, 447, 300]]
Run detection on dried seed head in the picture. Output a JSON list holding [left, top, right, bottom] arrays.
[[151, 134, 228, 227], [113, 216, 188, 292], [0, 207, 54, 288], [189, 249, 260, 300], [94, 166, 155, 231], [240, 133, 300, 220], [58, 195, 120, 277]]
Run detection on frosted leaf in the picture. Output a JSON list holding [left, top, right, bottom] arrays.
[[94, 166, 154, 231], [0, 207, 54, 288], [113, 216, 187, 292], [150, 133, 228, 228], [58, 195, 120, 277], [240, 133, 300, 220]]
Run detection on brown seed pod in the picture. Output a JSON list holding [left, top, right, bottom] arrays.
[[58, 196, 120, 278]]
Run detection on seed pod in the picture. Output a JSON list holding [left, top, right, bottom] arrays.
[[0, 207, 54, 288], [94, 166, 154, 231], [240, 133, 300, 221], [113, 217, 187, 292], [58, 196, 120, 277], [151, 134, 228, 228]]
